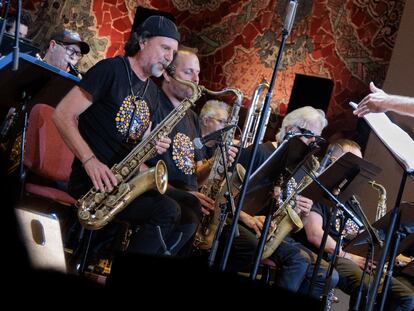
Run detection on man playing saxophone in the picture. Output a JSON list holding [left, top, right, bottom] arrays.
[[217, 106, 338, 300], [295, 139, 414, 310], [146, 49, 238, 256], [53, 15, 190, 256]]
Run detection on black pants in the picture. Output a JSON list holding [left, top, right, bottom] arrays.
[[336, 257, 414, 311], [164, 188, 202, 256], [219, 227, 337, 299], [117, 189, 181, 255]]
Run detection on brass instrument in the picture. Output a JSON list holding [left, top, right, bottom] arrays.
[[77, 77, 205, 230], [193, 87, 244, 249], [261, 176, 304, 259], [369, 180, 387, 220], [240, 80, 270, 147], [261, 156, 319, 259]]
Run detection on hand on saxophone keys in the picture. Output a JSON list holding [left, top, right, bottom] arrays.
[[82, 154, 118, 193], [141, 121, 172, 155], [155, 136, 171, 154], [226, 145, 238, 166], [294, 195, 313, 217], [239, 211, 265, 238]]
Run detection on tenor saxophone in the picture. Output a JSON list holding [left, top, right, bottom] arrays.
[[77, 77, 205, 230], [193, 87, 243, 249]]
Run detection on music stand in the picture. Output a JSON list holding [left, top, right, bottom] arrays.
[[300, 152, 381, 209], [349, 102, 414, 311], [241, 136, 319, 279], [0, 33, 40, 58], [299, 152, 381, 304], [242, 136, 312, 216], [0, 53, 79, 109], [344, 202, 414, 261], [0, 53, 79, 197]]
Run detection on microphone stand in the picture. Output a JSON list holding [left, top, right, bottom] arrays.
[[348, 195, 382, 311], [301, 166, 363, 305], [0, 0, 11, 49], [12, 0, 22, 71], [219, 0, 299, 272]]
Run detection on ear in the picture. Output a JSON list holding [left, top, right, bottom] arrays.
[[201, 116, 208, 126], [138, 37, 148, 50], [49, 40, 58, 50]]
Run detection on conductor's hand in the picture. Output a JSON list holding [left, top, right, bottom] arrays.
[[353, 82, 388, 117], [294, 195, 313, 217], [83, 156, 118, 193]]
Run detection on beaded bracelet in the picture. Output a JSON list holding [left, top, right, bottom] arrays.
[[82, 155, 96, 167]]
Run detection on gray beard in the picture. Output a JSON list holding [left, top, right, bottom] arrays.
[[150, 63, 163, 77]]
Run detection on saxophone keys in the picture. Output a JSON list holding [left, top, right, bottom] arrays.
[[120, 166, 130, 176], [118, 183, 130, 196], [94, 192, 106, 204], [114, 174, 123, 183], [129, 159, 139, 168], [78, 210, 91, 221], [106, 195, 118, 206]]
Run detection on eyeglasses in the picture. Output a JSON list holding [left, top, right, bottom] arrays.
[[297, 127, 315, 137], [56, 42, 83, 59], [209, 116, 227, 125]]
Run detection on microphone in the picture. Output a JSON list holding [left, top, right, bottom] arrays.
[[193, 124, 236, 150], [317, 145, 334, 174], [283, 0, 299, 34], [68, 62, 82, 78]]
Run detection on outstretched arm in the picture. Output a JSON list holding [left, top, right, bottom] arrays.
[[354, 82, 414, 117]]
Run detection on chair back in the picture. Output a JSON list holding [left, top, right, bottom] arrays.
[[24, 103, 74, 182]]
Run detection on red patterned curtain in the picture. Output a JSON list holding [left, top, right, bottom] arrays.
[[23, 0, 406, 137]]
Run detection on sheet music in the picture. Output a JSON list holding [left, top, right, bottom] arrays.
[[350, 101, 414, 173]]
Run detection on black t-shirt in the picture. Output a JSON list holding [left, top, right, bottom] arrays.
[[147, 90, 204, 191], [69, 56, 160, 197], [238, 141, 276, 172], [294, 201, 361, 257]]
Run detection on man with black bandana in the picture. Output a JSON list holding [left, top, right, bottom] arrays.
[[53, 15, 189, 256]]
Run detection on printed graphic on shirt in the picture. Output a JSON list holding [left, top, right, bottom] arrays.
[[172, 132, 195, 175], [335, 212, 360, 241], [115, 96, 150, 141]]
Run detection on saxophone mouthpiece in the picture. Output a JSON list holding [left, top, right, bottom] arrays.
[[165, 64, 176, 76]]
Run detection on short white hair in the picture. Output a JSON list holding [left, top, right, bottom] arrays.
[[199, 100, 230, 119], [276, 106, 328, 143]]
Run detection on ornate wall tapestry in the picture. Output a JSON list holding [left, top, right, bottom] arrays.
[[23, 0, 406, 139]]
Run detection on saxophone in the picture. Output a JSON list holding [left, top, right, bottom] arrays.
[[261, 156, 319, 259], [193, 88, 243, 249], [77, 77, 205, 230], [369, 180, 387, 220]]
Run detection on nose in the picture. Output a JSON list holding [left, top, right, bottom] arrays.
[[165, 50, 174, 63], [192, 73, 199, 84]]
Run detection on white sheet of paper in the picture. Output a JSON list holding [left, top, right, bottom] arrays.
[[350, 101, 414, 172]]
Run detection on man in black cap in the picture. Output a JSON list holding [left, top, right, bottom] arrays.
[[52, 15, 190, 260], [40, 29, 90, 76]]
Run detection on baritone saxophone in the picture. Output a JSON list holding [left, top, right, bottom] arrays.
[[77, 76, 205, 230], [193, 87, 243, 249]]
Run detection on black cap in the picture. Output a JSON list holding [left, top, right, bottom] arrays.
[[137, 15, 180, 42], [52, 29, 90, 55]]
